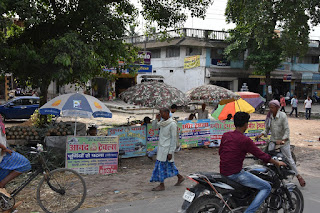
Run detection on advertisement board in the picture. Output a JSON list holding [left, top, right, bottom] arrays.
[[210, 120, 234, 147], [184, 55, 200, 70], [179, 119, 211, 148], [108, 126, 147, 158], [66, 136, 119, 175]]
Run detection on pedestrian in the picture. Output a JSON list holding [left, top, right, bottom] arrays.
[[141, 116, 151, 126], [148, 104, 177, 160], [150, 108, 184, 191], [304, 96, 312, 120], [169, 104, 177, 117], [280, 95, 286, 112], [185, 113, 196, 120], [256, 100, 306, 187], [87, 125, 98, 136], [225, 114, 233, 120], [196, 103, 208, 120], [0, 117, 31, 212], [286, 91, 291, 99], [289, 95, 298, 117]]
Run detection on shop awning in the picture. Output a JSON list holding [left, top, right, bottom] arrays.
[[301, 73, 320, 84]]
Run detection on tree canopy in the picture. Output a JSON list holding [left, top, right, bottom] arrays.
[[0, 0, 213, 105], [224, 0, 320, 99]]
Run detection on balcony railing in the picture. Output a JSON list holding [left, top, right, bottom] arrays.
[[123, 28, 229, 44], [309, 40, 319, 48]]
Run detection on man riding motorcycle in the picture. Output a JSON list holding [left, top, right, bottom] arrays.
[[219, 112, 286, 213]]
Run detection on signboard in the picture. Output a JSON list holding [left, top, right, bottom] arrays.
[[108, 126, 147, 158], [184, 55, 200, 70], [146, 122, 183, 151], [137, 51, 151, 65], [245, 120, 269, 145], [66, 136, 119, 175], [210, 120, 234, 147], [146, 124, 159, 151], [129, 64, 152, 73], [211, 59, 230, 66], [283, 74, 292, 82], [179, 119, 211, 148], [260, 78, 266, 85], [210, 120, 268, 146], [102, 67, 129, 75]]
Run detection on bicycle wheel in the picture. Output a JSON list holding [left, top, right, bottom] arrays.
[[36, 168, 86, 213]]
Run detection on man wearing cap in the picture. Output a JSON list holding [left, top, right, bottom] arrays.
[[256, 100, 306, 187]]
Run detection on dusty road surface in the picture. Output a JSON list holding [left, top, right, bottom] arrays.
[[5, 112, 320, 212]]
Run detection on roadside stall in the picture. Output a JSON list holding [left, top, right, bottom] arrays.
[[110, 81, 189, 158], [39, 93, 120, 175]]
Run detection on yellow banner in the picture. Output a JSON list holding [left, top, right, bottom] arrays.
[[184, 55, 200, 70]]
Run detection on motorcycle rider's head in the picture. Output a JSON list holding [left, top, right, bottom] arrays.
[[234, 112, 250, 131]]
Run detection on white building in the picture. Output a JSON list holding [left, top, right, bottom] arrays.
[[125, 28, 320, 98]]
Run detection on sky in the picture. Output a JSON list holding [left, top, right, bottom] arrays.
[[132, 0, 320, 40]]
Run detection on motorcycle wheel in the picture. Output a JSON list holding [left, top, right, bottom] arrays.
[[186, 195, 225, 213], [283, 187, 304, 213]]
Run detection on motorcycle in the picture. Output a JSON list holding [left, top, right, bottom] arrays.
[[180, 146, 303, 213], [312, 92, 320, 103], [258, 103, 266, 114]]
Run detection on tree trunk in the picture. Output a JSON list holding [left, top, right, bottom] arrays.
[[39, 82, 50, 126], [40, 84, 49, 107], [265, 71, 272, 102]]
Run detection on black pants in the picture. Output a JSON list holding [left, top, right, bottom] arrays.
[[290, 107, 298, 117], [280, 106, 286, 112], [305, 108, 311, 119]]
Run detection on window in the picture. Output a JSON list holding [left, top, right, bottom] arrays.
[[150, 49, 161, 58], [153, 70, 156, 73], [166, 47, 180, 58], [297, 56, 319, 64], [32, 99, 40, 104], [311, 56, 319, 64], [170, 70, 173, 73], [186, 47, 202, 56], [21, 99, 32, 105], [211, 48, 224, 59], [12, 99, 22, 106]]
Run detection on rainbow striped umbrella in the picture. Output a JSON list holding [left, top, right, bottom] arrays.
[[236, 92, 265, 109], [212, 98, 255, 120]]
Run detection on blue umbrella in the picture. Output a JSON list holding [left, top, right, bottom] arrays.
[[40, 93, 112, 135]]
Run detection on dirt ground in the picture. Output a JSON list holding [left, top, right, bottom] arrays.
[[5, 112, 320, 212]]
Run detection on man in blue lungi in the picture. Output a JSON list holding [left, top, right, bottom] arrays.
[[0, 117, 31, 212], [150, 108, 184, 191]]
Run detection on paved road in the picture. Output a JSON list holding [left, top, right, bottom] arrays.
[[77, 175, 320, 213]]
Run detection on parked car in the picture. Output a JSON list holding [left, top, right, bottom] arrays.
[[0, 96, 40, 121]]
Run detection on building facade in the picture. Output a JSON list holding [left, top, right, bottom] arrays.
[[124, 28, 320, 99]]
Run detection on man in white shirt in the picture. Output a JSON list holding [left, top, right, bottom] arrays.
[[150, 108, 184, 191], [196, 103, 208, 120], [147, 104, 178, 160], [304, 96, 312, 120]]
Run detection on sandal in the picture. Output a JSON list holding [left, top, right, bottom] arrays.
[[152, 186, 165, 191], [297, 176, 306, 187], [174, 177, 185, 186]]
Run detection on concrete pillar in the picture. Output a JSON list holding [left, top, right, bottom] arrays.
[[232, 79, 238, 92]]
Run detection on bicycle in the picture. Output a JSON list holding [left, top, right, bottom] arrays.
[[1, 145, 87, 213]]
